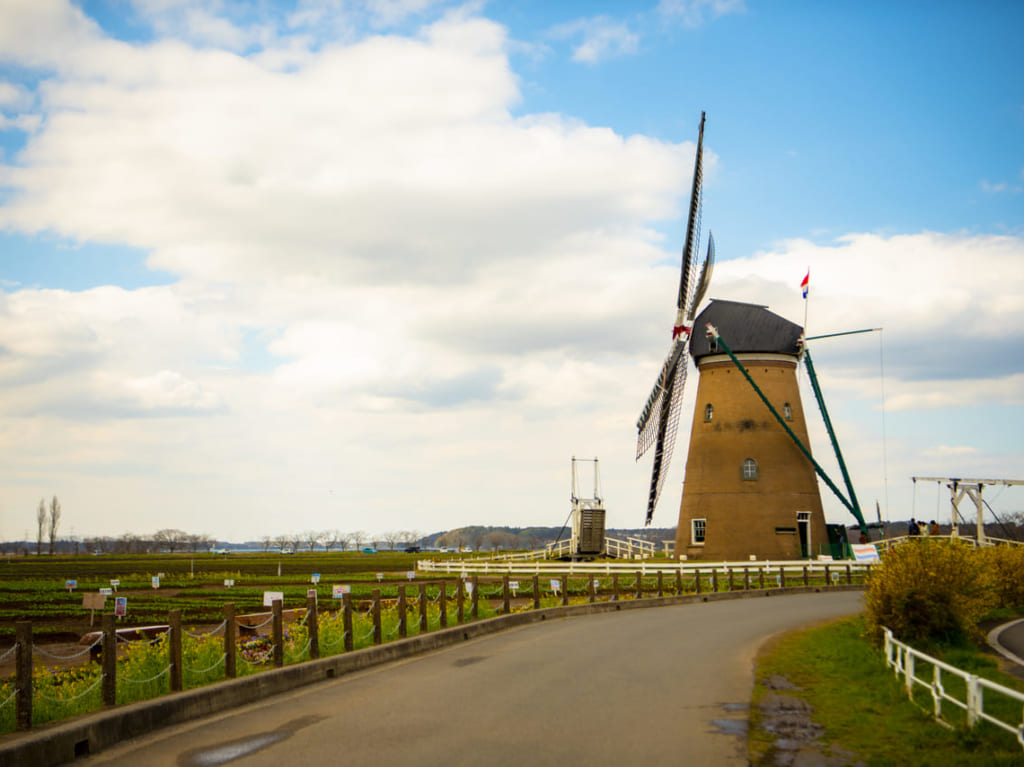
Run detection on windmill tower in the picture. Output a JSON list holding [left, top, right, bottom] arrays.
[[674, 300, 829, 560]]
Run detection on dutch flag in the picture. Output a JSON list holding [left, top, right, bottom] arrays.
[[800, 271, 809, 299]]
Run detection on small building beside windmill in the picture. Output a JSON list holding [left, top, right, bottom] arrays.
[[675, 299, 830, 561]]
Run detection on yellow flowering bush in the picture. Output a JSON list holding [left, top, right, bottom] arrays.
[[864, 539, 997, 644], [977, 544, 1024, 609]]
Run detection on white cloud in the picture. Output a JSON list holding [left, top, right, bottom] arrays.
[[981, 179, 1022, 194], [548, 16, 640, 63], [0, 2, 1020, 540], [657, 0, 745, 27]]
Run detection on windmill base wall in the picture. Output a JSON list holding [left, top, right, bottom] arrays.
[[674, 355, 830, 561]]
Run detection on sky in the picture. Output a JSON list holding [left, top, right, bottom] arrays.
[[1, 0, 1022, 543]]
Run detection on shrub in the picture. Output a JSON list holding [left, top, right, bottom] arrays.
[[864, 539, 997, 644], [978, 544, 1024, 609]]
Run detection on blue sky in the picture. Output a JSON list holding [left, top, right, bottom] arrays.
[[0, 0, 1022, 543]]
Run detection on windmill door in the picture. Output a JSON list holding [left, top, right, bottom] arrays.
[[797, 512, 812, 558]]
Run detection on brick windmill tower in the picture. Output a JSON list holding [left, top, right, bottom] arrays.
[[674, 299, 829, 561]]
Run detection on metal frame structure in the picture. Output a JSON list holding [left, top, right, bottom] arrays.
[[911, 477, 1024, 544]]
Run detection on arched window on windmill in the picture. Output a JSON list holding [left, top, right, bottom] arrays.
[[783, 402, 792, 420], [704, 403, 714, 422], [742, 458, 759, 481]]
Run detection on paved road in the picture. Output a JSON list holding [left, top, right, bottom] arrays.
[[991, 619, 1024, 680], [85, 591, 863, 767]]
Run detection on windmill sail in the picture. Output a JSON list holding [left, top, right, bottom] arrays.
[[636, 111, 711, 525]]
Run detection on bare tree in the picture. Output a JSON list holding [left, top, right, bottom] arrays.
[[350, 530, 367, 550], [36, 499, 46, 555], [304, 530, 322, 552], [273, 534, 290, 552], [381, 531, 402, 550], [154, 529, 187, 553], [321, 530, 341, 552], [48, 496, 61, 555], [260, 535, 274, 552]]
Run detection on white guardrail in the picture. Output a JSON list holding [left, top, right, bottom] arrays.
[[883, 627, 1024, 749], [416, 558, 873, 581]]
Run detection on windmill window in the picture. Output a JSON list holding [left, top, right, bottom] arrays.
[[742, 458, 758, 480], [783, 402, 792, 420], [691, 518, 706, 545], [704, 403, 714, 422]]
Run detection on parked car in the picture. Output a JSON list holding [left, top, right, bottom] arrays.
[[362, 547, 377, 554]]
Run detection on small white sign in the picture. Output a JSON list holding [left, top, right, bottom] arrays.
[[263, 591, 285, 607], [110, 579, 120, 589], [550, 579, 561, 595], [817, 555, 833, 562], [406, 571, 416, 580], [99, 587, 113, 596], [65, 579, 77, 591], [332, 584, 350, 599], [224, 579, 235, 588], [465, 582, 474, 595], [376, 572, 384, 582], [151, 576, 160, 589], [311, 573, 321, 584], [510, 580, 519, 596]]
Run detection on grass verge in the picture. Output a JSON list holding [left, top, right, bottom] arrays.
[[749, 615, 1024, 767]]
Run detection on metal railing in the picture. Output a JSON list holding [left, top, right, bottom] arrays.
[[882, 627, 1024, 749]]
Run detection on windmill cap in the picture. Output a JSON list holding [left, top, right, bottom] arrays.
[[689, 299, 803, 360]]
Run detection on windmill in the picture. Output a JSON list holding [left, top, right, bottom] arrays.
[[636, 111, 715, 525]]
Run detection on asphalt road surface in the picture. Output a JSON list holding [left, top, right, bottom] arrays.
[[85, 591, 864, 767]]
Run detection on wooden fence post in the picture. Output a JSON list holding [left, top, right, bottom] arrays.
[[456, 580, 465, 623], [744, 568, 750, 590], [695, 569, 702, 594], [532, 575, 540, 610], [612, 573, 619, 601], [101, 614, 117, 707], [419, 583, 429, 632], [675, 569, 683, 595], [471, 576, 479, 619], [15, 621, 32, 730], [779, 567, 786, 588], [224, 603, 236, 678], [561, 574, 568, 607], [635, 571, 643, 600], [502, 575, 510, 615], [824, 564, 831, 586], [438, 581, 448, 629], [397, 586, 407, 638], [712, 569, 718, 593], [802, 566, 809, 587], [727, 568, 734, 591], [169, 609, 183, 691], [759, 568, 765, 590], [371, 589, 382, 645], [342, 592, 354, 652], [272, 600, 284, 666], [307, 596, 320, 659], [846, 564, 853, 585], [588, 574, 596, 603]]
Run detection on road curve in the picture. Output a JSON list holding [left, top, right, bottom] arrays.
[[85, 591, 863, 767]]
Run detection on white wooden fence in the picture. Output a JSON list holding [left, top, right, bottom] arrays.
[[417, 557, 873, 582], [882, 627, 1024, 749]]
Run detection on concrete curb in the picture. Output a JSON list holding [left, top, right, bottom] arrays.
[[0, 583, 863, 765]]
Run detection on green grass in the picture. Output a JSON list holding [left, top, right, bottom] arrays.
[[751, 616, 1024, 766]]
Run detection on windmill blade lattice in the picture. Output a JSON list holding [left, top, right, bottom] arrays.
[[636, 111, 710, 526]]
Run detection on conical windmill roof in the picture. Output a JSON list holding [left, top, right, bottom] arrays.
[[689, 299, 803, 360]]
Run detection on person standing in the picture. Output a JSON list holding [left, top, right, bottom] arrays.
[[908, 518, 919, 537]]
